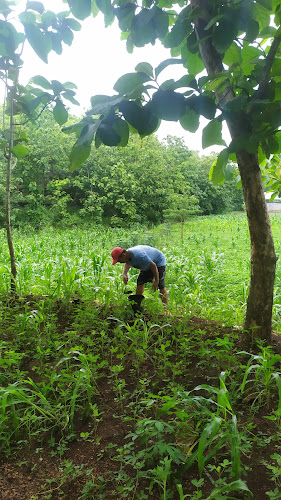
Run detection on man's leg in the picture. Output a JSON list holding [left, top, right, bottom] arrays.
[[136, 284, 145, 295], [159, 287, 168, 305]]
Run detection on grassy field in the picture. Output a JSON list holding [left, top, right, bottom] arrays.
[[1, 213, 281, 330], [1, 214, 281, 499]]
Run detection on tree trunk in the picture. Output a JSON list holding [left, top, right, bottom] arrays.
[[236, 151, 276, 343], [6, 88, 17, 291], [192, 0, 277, 342]]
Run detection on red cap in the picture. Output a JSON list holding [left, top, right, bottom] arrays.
[[111, 247, 123, 265]]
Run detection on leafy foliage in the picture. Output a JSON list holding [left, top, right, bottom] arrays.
[[0, 112, 243, 228], [64, 0, 281, 179], [0, 1, 80, 160]]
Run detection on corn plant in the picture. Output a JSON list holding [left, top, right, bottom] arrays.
[[239, 346, 281, 409]]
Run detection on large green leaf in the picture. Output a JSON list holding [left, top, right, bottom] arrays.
[[182, 48, 205, 76], [88, 95, 124, 115], [210, 148, 229, 185], [129, 8, 156, 47], [213, 17, 238, 53], [241, 44, 262, 69], [119, 100, 160, 136], [26, 1, 44, 13], [96, 0, 114, 26], [24, 23, 52, 63], [62, 90, 79, 106], [224, 94, 248, 112], [253, 1, 271, 30], [114, 72, 151, 95], [11, 144, 29, 159], [67, 0, 91, 20], [69, 143, 91, 171], [75, 121, 101, 146], [115, 4, 136, 32], [0, 20, 19, 56], [155, 58, 185, 79], [257, 0, 272, 10], [112, 118, 129, 147], [64, 18, 81, 31], [119, 100, 143, 129], [202, 119, 226, 149], [174, 74, 198, 90], [186, 30, 198, 54], [163, 18, 191, 48], [271, 58, 281, 77], [267, 134, 279, 154], [22, 92, 51, 114], [60, 26, 74, 46], [49, 32, 62, 55], [53, 98, 68, 125], [151, 89, 186, 121], [41, 10, 57, 26], [245, 19, 260, 42], [223, 42, 242, 67], [188, 95, 216, 120], [29, 75, 52, 89], [96, 121, 121, 146], [135, 62, 154, 78], [179, 107, 199, 132], [62, 121, 88, 139], [154, 8, 169, 39]]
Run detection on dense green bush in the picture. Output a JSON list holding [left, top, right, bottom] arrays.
[[0, 112, 243, 228]]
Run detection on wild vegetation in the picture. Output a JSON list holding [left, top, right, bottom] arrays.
[[1, 215, 281, 499], [0, 112, 243, 229], [2, 1, 281, 498], [65, 0, 281, 342]]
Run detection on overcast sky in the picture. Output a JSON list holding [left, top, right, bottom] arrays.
[[16, 0, 229, 154]]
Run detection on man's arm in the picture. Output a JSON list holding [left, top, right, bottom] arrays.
[[123, 263, 131, 284], [150, 261, 159, 291]]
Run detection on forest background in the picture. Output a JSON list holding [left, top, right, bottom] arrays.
[[0, 111, 243, 230]]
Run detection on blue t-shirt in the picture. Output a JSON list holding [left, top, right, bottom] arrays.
[[128, 245, 166, 271]]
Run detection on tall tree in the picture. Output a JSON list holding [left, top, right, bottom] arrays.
[[0, 0, 80, 290], [65, 0, 281, 343]]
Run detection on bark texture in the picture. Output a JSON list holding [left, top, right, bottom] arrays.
[[191, 0, 277, 342], [6, 89, 17, 291], [237, 151, 276, 342]]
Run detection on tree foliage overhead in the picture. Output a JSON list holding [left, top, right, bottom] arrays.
[[0, 0, 81, 144], [65, 0, 281, 178]]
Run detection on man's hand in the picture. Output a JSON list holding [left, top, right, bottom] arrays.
[[122, 273, 128, 284], [122, 263, 130, 284]]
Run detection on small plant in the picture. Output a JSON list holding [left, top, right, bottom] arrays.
[[148, 456, 172, 500], [264, 454, 281, 486], [266, 488, 281, 499]]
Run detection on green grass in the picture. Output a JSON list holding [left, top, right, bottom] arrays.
[[1, 214, 281, 498], [1, 213, 281, 330], [0, 296, 279, 498]]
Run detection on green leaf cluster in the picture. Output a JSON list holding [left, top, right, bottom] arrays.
[[64, 0, 281, 190]]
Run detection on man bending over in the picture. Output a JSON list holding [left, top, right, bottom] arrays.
[[111, 245, 168, 306]]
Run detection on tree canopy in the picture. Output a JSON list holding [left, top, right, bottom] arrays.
[[64, 0, 281, 179]]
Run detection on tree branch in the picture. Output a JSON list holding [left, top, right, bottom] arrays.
[[255, 33, 281, 100]]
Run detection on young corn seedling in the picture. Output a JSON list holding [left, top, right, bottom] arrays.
[[239, 346, 281, 409]]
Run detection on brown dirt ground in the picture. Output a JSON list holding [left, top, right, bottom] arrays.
[[1, 309, 281, 500]]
